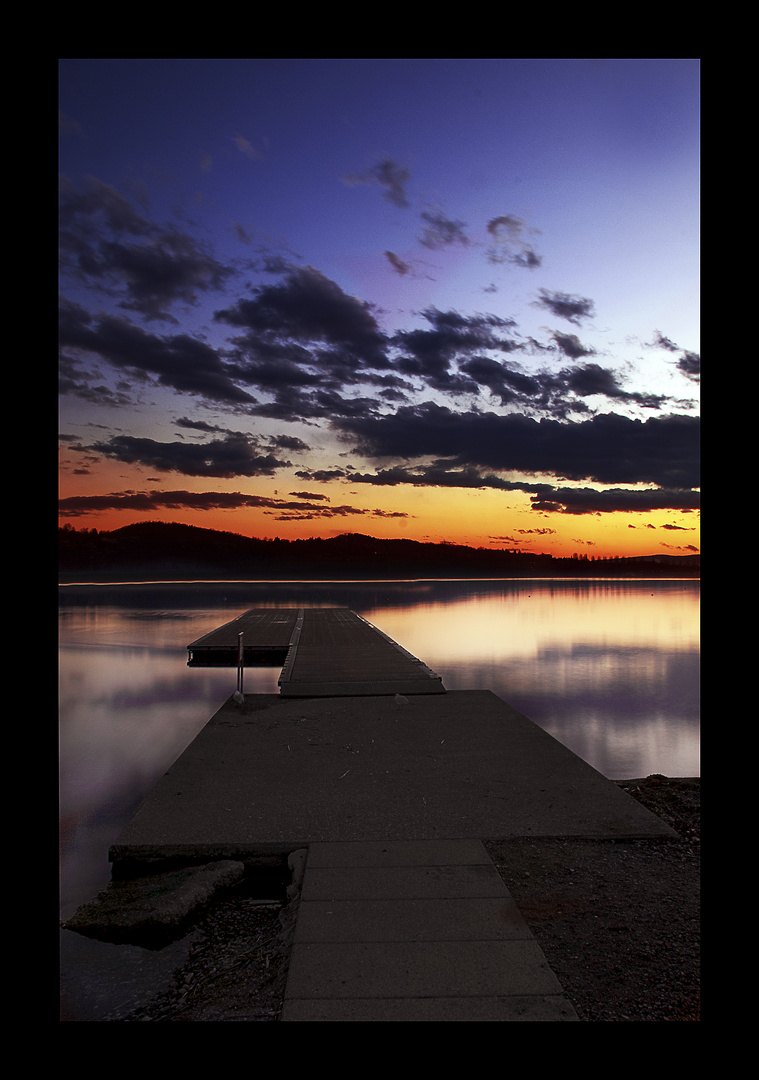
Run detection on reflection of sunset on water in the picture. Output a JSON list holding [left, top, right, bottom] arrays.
[[367, 580, 699, 663]]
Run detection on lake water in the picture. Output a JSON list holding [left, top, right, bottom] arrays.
[[58, 577, 699, 918]]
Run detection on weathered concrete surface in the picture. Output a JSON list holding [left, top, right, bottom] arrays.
[[110, 690, 675, 868], [282, 839, 578, 1021]]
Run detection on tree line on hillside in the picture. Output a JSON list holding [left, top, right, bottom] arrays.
[[58, 521, 700, 581]]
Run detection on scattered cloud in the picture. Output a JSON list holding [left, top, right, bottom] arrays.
[[57, 487, 410, 523], [58, 177, 237, 323], [59, 299, 254, 406], [84, 432, 292, 478], [59, 171, 698, 537], [486, 214, 542, 269], [676, 351, 700, 382], [418, 208, 470, 250], [648, 330, 700, 384], [342, 158, 411, 208], [534, 289, 596, 325], [384, 251, 412, 275]]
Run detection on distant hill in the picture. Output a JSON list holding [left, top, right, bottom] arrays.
[[58, 521, 700, 583]]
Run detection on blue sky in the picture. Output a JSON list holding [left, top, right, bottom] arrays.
[[59, 58, 699, 556]]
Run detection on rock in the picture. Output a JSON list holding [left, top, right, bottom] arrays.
[[62, 860, 246, 947]]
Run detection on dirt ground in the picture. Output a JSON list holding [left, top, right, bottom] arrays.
[[485, 776, 700, 1022], [115, 774, 700, 1022]]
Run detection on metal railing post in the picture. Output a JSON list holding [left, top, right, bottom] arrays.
[[237, 631, 244, 696]]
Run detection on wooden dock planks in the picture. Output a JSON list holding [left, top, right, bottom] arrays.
[[187, 608, 299, 666], [187, 608, 445, 696]]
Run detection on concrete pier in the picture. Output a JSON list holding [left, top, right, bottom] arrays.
[[89, 610, 679, 1021], [108, 687, 675, 1021]]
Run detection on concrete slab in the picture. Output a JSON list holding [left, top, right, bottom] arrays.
[[111, 690, 674, 867], [284, 939, 565, 999], [281, 839, 578, 1022], [305, 839, 492, 866], [292, 897, 532, 943], [301, 863, 507, 901], [279, 995, 579, 1022]]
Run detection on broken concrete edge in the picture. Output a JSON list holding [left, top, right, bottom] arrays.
[[107, 843, 296, 879], [61, 848, 309, 952], [60, 859, 246, 948]]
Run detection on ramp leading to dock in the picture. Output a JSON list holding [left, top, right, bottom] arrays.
[[187, 608, 445, 697]]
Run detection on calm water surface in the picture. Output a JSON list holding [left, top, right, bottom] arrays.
[[59, 578, 699, 917]]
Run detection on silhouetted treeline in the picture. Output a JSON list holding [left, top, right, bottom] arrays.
[[58, 521, 700, 582]]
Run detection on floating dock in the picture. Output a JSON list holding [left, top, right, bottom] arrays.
[[188, 608, 446, 697]]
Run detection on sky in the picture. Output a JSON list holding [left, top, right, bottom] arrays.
[[59, 58, 699, 559]]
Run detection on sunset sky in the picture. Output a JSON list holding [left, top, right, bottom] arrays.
[[59, 58, 699, 559]]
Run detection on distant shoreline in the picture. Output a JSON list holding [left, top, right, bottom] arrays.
[[59, 572, 700, 588], [58, 522, 700, 585]]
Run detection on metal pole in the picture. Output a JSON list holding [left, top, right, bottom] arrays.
[[237, 631, 244, 696]]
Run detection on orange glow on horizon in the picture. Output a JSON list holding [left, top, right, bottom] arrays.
[[58, 476, 700, 562]]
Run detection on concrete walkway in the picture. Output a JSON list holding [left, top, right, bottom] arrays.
[[282, 839, 577, 1021]]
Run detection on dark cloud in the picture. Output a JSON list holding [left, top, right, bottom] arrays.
[[345, 464, 555, 495], [58, 176, 236, 322], [535, 289, 595, 325], [343, 158, 411, 208], [58, 487, 393, 520], [174, 417, 310, 454], [485, 214, 542, 269], [392, 308, 522, 396], [59, 349, 136, 408], [214, 265, 389, 371], [85, 432, 291, 478], [58, 489, 287, 516], [394, 308, 518, 374], [267, 501, 407, 522], [268, 433, 310, 451], [334, 403, 700, 490], [293, 468, 346, 483], [650, 329, 679, 352], [677, 351, 700, 382], [59, 173, 698, 524], [314, 458, 699, 516], [648, 331, 700, 384], [384, 251, 411, 275], [246, 386, 389, 424], [418, 208, 470, 250], [529, 486, 701, 515], [456, 354, 667, 415], [559, 362, 668, 409], [458, 356, 546, 407], [59, 300, 254, 406], [551, 331, 595, 359]]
